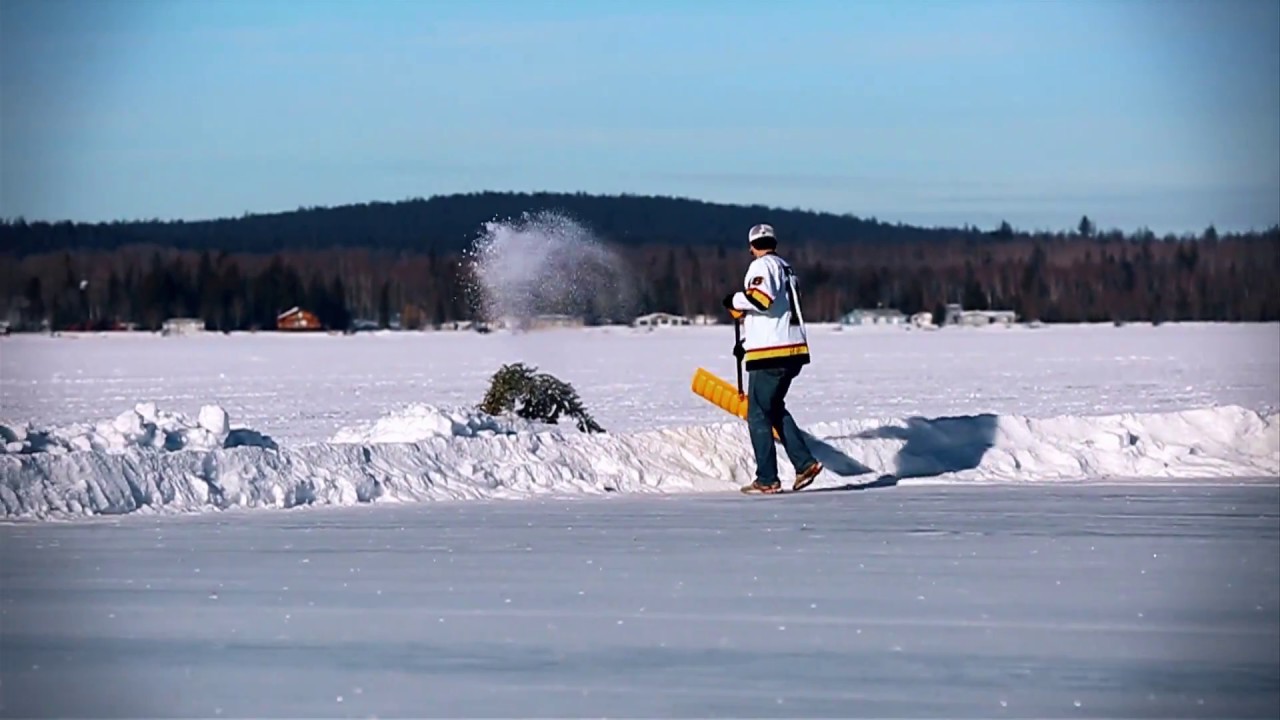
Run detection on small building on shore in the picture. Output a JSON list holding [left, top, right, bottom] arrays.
[[840, 308, 908, 326], [633, 312, 692, 328], [277, 307, 323, 331], [910, 311, 938, 330], [161, 317, 206, 336], [944, 303, 1018, 327]]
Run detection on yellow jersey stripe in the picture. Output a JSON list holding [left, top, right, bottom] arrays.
[[745, 287, 773, 309], [744, 343, 809, 361]]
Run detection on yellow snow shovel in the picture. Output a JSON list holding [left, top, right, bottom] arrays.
[[689, 319, 780, 440]]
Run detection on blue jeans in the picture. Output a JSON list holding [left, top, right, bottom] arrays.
[[746, 365, 817, 486]]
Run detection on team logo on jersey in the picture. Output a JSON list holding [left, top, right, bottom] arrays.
[[749, 276, 764, 286]]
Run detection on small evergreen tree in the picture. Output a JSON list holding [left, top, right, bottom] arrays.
[[479, 363, 605, 433]]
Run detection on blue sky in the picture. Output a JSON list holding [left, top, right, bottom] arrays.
[[2, 0, 1277, 234]]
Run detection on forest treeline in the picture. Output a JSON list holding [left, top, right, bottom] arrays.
[[1, 192, 1276, 331]]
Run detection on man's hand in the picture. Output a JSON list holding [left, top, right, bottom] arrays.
[[723, 292, 745, 320], [733, 339, 745, 360]]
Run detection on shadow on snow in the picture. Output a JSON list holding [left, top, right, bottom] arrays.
[[803, 413, 1000, 492]]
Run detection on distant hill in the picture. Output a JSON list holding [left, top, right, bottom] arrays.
[[3, 191, 1276, 330], [1, 191, 1011, 256]]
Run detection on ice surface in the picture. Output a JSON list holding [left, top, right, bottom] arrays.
[[1, 485, 1276, 718]]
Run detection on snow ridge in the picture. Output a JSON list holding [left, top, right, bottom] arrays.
[[1, 402, 276, 455], [1, 404, 1276, 520]]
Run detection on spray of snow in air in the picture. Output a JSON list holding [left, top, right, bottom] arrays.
[[463, 211, 636, 327]]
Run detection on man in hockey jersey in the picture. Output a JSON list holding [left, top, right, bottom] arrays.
[[722, 223, 823, 494]]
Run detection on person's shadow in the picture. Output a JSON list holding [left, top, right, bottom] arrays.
[[799, 413, 1000, 492]]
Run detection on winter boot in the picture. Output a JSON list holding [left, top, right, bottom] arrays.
[[792, 461, 823, 491], [740, 480, 783, 494]]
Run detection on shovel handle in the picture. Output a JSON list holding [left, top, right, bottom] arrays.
[[733, 319, 744, 396]]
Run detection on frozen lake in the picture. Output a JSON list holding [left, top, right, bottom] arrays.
[[2, 483, 1276, 717], [3, 322, 1277, 445], [0, 322, 1276, 716]]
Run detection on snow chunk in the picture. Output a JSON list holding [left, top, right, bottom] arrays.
[[329, 404, 557, 444], [0, 403, 273, 456], [198, 405, 230, 436]]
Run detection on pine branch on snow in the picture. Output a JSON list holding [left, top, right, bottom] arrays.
[[479, 363, 605, 434]]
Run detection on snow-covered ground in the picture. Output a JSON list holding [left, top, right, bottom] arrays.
[[0, 322, 1277, 716], [0, 323, 1276, 519], [3, 322, 1277, 444]]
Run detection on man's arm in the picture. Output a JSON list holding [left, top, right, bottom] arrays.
[[740, 259, 779, 313], [723, 261, 777, 316], [728, 289, 760, 314]]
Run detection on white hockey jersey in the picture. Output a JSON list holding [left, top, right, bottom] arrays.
[[729, 252, 811, 370]]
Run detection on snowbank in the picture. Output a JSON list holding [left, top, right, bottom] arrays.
[[328, 404, 551, 443], [1, 402, 276, 455], [1, 404, 1276, 520]]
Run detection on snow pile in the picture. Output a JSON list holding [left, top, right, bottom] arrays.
[[328, 404, 551, 444], [805, 404, 1279, 483], [1, 404, 1276, 520], [0, 403, 275, 456]]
